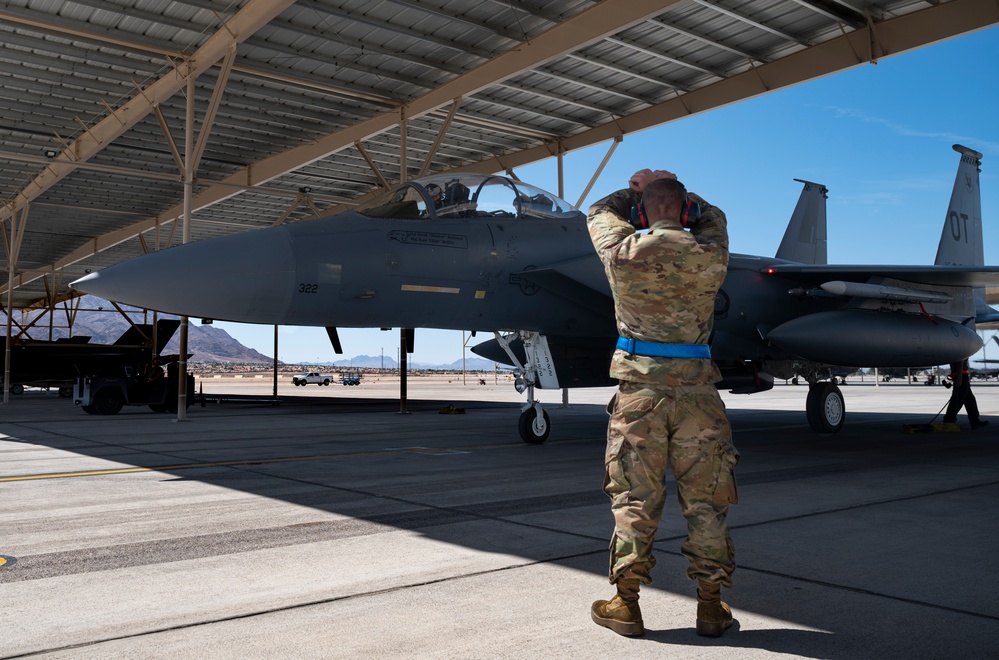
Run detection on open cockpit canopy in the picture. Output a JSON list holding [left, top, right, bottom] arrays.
[[356, 174, 581, 221]]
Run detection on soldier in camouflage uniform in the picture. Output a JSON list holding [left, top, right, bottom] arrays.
[[587, 170, 739, 637]]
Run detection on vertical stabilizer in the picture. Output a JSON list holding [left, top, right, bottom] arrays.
[[935, 145, 995, 323], [935, 145, 984, 267], [776, 179, 827, 264]]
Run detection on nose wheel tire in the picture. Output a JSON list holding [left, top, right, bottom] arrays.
[[518, 407, 550, 444], [806, 382, 845, 435]]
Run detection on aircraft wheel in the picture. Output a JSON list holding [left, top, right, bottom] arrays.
[[93, 388, 125, 416], [806, 382, 845, 435], [81, 405, 97, 415], [518, 407, 550, 444], [149, 403, 167, 413], [10, 384, 24, 395], [58, 386, 73, 398]]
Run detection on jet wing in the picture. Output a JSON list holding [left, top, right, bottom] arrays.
[[763, 264, 999, 288]]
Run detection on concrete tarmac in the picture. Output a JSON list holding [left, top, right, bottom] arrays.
[[1, 378, 997, 659]]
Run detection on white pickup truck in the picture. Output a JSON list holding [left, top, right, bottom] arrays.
[[292, 371, 332, 386]]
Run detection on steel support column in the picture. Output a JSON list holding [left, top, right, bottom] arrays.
[[575, 136, 622, 208], [399, 328, 409, 415], [399, 108, 410, 415], [3, 204, 27, 404], [176, 72, 196, 422]]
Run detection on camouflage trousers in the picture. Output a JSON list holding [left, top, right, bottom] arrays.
[[603, 380, 738, 587]]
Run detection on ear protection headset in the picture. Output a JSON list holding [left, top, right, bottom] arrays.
[[633, 181, 702, 229], [630, 202, 649, 230], [676, 181, 701, 228]]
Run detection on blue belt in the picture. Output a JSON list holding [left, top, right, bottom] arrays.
[[616, 337, 711, 359]]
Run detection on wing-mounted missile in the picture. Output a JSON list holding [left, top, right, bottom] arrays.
[[820, 280, 953, 304], [767, 310, 982, 367]]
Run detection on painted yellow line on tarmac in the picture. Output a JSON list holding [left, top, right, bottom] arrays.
[[0, 437, 595, 483], [0, 556, 7, 568]]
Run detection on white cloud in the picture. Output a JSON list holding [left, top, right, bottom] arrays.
[[825, 106, 999, 155]]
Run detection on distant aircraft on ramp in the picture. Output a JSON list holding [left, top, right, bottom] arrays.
[[971, 335, 999, 379], [73, 145, 999, 441]]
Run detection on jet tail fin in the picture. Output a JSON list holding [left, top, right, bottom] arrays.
[[934, 145, 995, 323], [935, 145, 985, 267], [776, 179, 827, 264]]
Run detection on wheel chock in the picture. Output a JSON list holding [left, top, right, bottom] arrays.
[[901, 422, 961, 434]]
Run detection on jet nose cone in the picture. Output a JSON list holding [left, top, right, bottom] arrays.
[[71, 227, 296, 323]]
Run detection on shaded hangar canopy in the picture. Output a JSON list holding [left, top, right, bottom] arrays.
[[1, 0, 998, 312]]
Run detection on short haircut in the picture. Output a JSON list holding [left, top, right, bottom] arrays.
[[643, 178, 686, 212]]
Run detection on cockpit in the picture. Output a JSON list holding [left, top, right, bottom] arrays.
[[356, 174, 581, 221]]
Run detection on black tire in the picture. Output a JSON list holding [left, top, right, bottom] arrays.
[[518, 407, 551, 444], [322, 379, 330, 386], [93, 387, 125, 415], [81, 405, 97, 415], [806, 382, 845, 435], [10, 384, 24, 395], [58, 386, 74, 398], [149, 403, 167, 413]]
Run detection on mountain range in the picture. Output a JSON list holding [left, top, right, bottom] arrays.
[[19, 296, 498, 369]]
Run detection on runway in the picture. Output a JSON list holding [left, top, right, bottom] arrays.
[[1, 379, 997, 658]]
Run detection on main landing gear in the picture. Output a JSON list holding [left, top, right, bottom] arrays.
[[806, 381, 845, 435], [494, 331, 558, 444]]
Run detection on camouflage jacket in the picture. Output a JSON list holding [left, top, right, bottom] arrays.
[[587, 188, 729, 386]]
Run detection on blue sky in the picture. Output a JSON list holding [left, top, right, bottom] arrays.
[[216, 25, 999, 366]]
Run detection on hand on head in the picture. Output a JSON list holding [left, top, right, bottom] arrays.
[[629, 169, 677, 193]]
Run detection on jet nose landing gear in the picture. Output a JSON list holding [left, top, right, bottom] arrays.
[[519, 392, 551, 444], [496, 331, 559, 444]]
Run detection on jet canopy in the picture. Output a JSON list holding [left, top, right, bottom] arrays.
[[356, 174, 581, 221]]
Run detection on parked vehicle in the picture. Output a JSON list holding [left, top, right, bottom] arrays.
[[293, 371, 331, 386], [74, 359, 194, 415], [340, 371, 362, 386]]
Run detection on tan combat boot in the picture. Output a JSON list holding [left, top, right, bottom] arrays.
[[591, 578, 644, 636], [696, 580, 734, 637]]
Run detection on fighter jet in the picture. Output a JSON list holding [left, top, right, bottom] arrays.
[[73, 145, 999, 442], [969, 335, 999, 379]]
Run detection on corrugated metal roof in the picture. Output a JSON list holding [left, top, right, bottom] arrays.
[[1, 0, 996, 313]]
